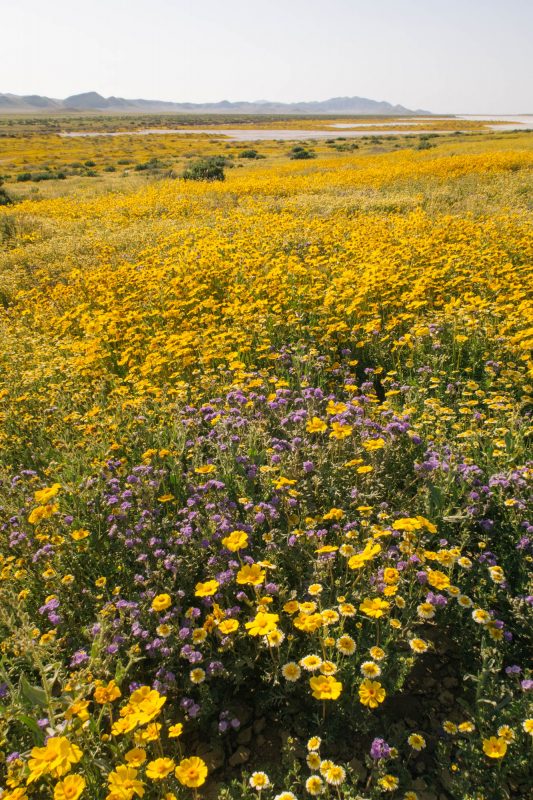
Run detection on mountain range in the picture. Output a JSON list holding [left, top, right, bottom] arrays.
[[0, 91, 430, 115]]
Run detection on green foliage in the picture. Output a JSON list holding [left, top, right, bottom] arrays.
[[238, 149, 264, 159], [134, 157, 164, 172], [329, 141, 360, 152], [289, 145, 316, 160], [0, 177, 12, 205], [418, 136, 436, 151], [182, 156, 226, 181], [16, 170, 66, 182]]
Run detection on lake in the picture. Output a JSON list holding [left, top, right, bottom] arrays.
[[59, 115, 533, 141]]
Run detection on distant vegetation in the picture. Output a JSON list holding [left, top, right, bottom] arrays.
[[238, 148, 265, 159], [0, 177, 12, 205], [182, 156, 227, 181], [289, 145, 316, 160], [17, 170, 67, 182]]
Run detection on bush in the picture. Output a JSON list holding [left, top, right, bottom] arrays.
[[0, 214, 16, 242], [0, 177, 12, 205], [238, 149, 264, 159], [182, 156, 226, 181], [22, 171, 67, 182], [289, 146, 316, 160], [330, 142, 359, 152], [135, 158, 164, 172]]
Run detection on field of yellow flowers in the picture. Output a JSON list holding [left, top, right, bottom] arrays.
[[0, 124, 532, 800]]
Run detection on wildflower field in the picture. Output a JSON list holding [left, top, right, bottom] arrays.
[[0, 120, 532, 800]]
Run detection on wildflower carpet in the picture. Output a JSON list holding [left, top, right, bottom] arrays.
[[0, 126, 532, 800]]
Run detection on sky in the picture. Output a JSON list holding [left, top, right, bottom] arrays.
[[2, 0, 532, 113]]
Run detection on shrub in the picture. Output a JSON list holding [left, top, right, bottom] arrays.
[[289, 146, 316, 160], [30, 171, 67, 182], [135, 158, 164, 172], [238, 149, 264, 159], [182, 156, 226, 181], [0, 177, 12, 205], [16, 172, 32, 182], [331, 142, 359, 152], [0, 214, 16, 242]]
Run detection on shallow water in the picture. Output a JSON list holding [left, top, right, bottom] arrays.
[[331, 120, 439, 128], [60, 114, 533, 140], [333, 115, 533, 129], [59, 127, 455, 141], [458, 114, 533, 124]]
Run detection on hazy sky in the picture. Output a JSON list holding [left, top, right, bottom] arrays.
[[2, 0, 532, 113]]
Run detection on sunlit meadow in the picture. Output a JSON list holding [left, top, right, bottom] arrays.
[[0, 120, 532, 800]]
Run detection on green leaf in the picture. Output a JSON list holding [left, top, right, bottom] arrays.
[[114, 659, 126, 684], [20, 675, 48, 708], [17, 714, 43, 736], [429, 483, 444, 513], [495, 694, 514, 711]]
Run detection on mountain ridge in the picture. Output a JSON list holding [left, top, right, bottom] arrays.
[[0, 91, 431, 115]]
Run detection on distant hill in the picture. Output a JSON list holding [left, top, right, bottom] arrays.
[[0, 91, 431, 115]]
